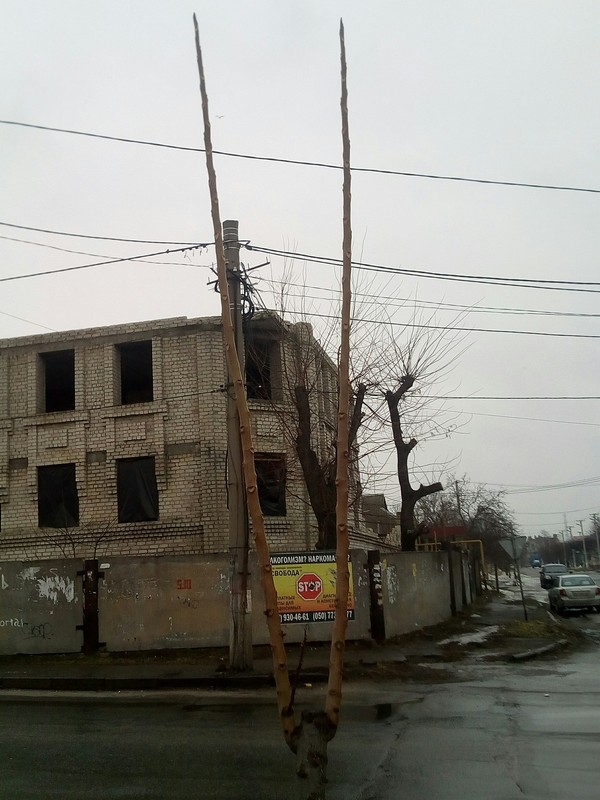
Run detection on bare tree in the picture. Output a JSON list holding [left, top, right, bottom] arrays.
[[29, 500, 118, 561], [358, 305, 469, 550], [528, 532, 564, 566], [416, 476, 518, 571], [385, 374, 443, 550]]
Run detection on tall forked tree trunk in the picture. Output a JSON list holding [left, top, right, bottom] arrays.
[[327, 15, 353, 733], [386, 377, 443, 551], [195, 17, 354, 798], [193, 15, 296, 746]]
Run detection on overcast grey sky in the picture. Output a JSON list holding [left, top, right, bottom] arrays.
[[1, 1, 598, 540]]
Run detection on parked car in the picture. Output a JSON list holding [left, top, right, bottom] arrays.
[[539, 563, 569, 589], [548, 574, 600, 615]]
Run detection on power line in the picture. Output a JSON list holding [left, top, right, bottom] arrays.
[[444, 408, 600, 428], [260, 277, 600, 320], [261, 305, 600, 340], [0, 233, 213, 268], [0, 220, 206, 247], [248, 245, 600, 294], [0, 245, 202, 283], [429, 395, 600, 400], [512, 506, 600, 517], [3, 119, 600, 195], [503, 476, 600, 495], [0, 308, 56, 332]]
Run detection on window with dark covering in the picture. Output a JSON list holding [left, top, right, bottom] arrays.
[[41, 349, 75, 412], [38, 464, 79, 528], [118, 340, 153, 404], [246, 338, 272, 399], [255, 454, 286, 516], [117, 456, 159, 522]]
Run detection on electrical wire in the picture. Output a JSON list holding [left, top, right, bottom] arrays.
[[429, 395, 600, 400], [244, 288, 600, 399], [248, 245, 600, 293], [260, 277, 600, 320], [442, 408, 600, 428], [511, 506, 600, 516], [0, 234, 213, 268], [259, 304, 600, 340], [3, 119, 600, 195], [0, 220, 207, 247], [0, 309, 56, 332], [0, 245, 203, 283], [505, 476, 600, 495]]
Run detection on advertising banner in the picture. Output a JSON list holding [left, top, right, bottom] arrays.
[[270, 552, 355, 624]]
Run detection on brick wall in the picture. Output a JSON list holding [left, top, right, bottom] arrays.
[[0, 316, 336, 561]]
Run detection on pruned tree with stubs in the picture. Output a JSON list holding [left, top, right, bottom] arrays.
[[385, 374, 444, 550], [354, 299, 470, 551]]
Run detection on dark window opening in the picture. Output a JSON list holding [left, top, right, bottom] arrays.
[[41, 349, 75, 412], [255, 454, 286, 516], [38, 464, 79, 528], [117, 456, 159, 523], [119, 340, 153, 405], [246, 339, 272, 400]]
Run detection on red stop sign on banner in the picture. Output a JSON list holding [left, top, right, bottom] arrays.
[[296, 573, 323, 601]]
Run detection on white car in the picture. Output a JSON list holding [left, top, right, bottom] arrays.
[[548, 574, 600, 615]]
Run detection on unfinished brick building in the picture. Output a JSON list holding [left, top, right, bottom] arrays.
[[0, 314, 348, 561]]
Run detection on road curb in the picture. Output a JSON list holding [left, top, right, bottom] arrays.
[[0, 669, 330, 692], [508, 638, 570, 662]]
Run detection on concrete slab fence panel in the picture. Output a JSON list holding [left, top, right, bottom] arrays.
[[98, 555, 231, 651], [380, 551, 455, 638], [0, 559, 83, 654]]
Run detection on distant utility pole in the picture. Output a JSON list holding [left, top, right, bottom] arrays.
[[577, 519, 589, 569], [591, 514, 600, 567], [566, 525, 574, 566], [225, 219, 252, 670]]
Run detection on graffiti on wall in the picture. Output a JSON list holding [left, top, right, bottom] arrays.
[[0, 618, 54, 639], [2, 567, 77, 605]]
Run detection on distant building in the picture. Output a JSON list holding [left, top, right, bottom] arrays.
[[361, 494, 401, 546]]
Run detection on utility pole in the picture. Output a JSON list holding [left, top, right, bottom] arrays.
[[560, 529, 567, 565], [566, 525, 574, 567], [224, 219, 252, 670], [454, 480, 463, 523], [510, 531, 528, 622], [577, 519, 588, 569], [591, 514, 600, 568]]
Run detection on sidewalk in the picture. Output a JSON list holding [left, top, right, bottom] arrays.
[[0, 585, 578, 692]]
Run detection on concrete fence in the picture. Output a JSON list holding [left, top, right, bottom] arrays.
[[379, 550, 472, 639], [0, 548, 473, 656], [0, 559, 83, 654]]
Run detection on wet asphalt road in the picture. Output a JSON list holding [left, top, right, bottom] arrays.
[[2, 641, 600, 800], [0, 689, 401, 800], [2, 571, 600, 800], [361, 646, 600, 799]]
